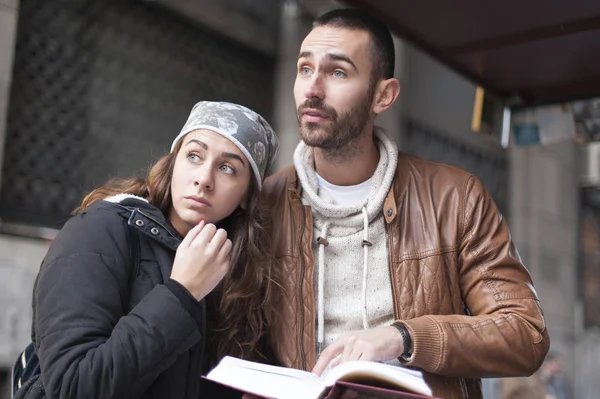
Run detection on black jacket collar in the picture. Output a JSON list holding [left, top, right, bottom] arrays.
[[109, 197, 182, 251]]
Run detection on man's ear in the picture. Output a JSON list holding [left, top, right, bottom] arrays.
[[372, 78, 400, 115]]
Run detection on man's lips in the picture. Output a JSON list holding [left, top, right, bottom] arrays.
[[302, 108, 330, 122]]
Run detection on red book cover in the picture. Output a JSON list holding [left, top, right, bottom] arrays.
[[324, 381, 442, 399]]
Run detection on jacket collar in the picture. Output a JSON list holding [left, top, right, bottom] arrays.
[[287, 152, 411, 225], [286, 164, 302, 199], [109, 197, 182, 251]]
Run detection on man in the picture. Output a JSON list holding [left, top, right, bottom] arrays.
[[540, 352, 571, 399], [262, 8, 549, 399], [500, 375, 547, 399]]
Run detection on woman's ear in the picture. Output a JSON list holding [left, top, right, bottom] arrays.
[[239, 193, 248, 210], [372, 78, 400, 115]]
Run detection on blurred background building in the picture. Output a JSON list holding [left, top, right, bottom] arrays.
[[0, 0, 599, 397]]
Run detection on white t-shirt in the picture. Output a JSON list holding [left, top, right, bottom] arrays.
[[315, 173, 373, 207]]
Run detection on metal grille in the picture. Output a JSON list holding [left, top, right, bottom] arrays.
[[404, 117, 509, 216], [1, 0, 276, 229], [580, 190, 600, 328]]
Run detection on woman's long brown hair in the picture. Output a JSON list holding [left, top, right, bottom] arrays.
[[76, 139, 278, 367]]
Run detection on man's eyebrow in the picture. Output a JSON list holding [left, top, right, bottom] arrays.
[[297, 51, 357, 71], [298, 50, 313, 60], [185, 139, 207, 149], [325, 53, 357, 71]]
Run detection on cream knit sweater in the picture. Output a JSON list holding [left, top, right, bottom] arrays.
[[293, 127, 399, 357]]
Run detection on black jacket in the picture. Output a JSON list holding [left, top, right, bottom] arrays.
[[31, 196, 237, 399]]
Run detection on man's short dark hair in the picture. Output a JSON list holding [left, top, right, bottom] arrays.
[[313, 9, 395, 81]]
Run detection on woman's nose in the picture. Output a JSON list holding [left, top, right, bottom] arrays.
[[193, 167, 214, 190]]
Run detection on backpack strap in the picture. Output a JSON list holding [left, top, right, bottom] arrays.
[[12, 342, 40, 397]]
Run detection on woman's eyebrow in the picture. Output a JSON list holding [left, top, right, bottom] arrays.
[[185, 139, 208, 149], [222, 152, 246, 167]]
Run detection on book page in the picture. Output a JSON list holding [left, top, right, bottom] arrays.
[[205, 356, 326, 399], [322, 361, 433, 397]]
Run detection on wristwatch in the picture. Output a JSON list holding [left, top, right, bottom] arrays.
[[391, 321, 413, 361]]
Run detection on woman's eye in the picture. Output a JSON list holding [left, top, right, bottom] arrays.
[[219, 164, 235, 174], [187, 152, 201, 162]]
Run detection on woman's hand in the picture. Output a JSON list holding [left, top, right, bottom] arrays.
[[171, 220, 232, 300]]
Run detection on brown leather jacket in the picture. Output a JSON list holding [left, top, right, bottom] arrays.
[[261, 152, 550, 399]]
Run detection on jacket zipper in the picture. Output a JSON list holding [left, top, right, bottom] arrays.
[[298, 205, 308, 370], [385, 222, 400, 319]]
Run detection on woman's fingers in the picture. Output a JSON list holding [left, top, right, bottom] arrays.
[[180, 219, 205, 248], [192, 223, 217, 247], [217, 239, 233, 262], [208, 228, 228, 252]]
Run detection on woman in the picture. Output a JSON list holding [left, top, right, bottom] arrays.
[[27, 101, 279, 399]]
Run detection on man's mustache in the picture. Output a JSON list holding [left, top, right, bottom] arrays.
[[297, 99, 337, 120]]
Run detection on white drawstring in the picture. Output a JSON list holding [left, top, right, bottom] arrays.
[[361, 206, 371, 330], [317, 221, 331, 356], [317, 209, 371, 355]]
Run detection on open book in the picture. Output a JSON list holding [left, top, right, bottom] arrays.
[[205, 356, 435, 399]]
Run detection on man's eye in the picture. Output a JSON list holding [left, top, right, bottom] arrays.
[[333, 70, 346, 78], [300, 66, 312, 75]]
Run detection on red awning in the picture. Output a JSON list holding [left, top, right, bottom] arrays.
[[343, 0, 600, 106]]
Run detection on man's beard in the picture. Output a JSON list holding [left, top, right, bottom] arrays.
[[296, 90, 374, 157]]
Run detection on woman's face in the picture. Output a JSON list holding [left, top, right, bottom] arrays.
[[169, 129, 252, 236]]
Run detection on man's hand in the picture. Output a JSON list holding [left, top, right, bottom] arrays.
[[312, 326, 404, 376]]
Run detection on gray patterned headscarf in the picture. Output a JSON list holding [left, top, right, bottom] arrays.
[[171, 101, 279, 191]]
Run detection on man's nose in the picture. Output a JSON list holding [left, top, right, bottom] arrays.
[[304, 74, 325, 100]]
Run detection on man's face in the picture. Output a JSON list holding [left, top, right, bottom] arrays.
[[294, 26, 376, 151], [549, 359, 562, 375]]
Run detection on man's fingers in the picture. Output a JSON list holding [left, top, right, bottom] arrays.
[[349, 344, 365, 362], [311, 357, 329, 377], [328, 354, 342, 370], [180, 220, 205, 248], [312, 341, 343, 376], [340, 337, 355, 364]]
